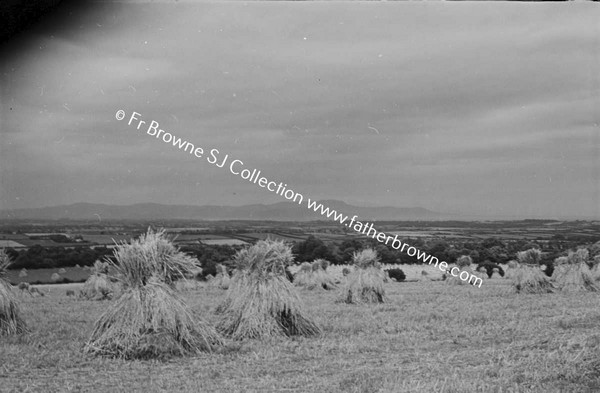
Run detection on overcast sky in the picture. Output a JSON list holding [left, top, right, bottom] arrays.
[[0, 1, 598, 219]]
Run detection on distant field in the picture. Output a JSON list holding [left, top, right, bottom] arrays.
[[199, 239, 248, 246], [5, 266, 90, 285], [2, 279, 599, 392]]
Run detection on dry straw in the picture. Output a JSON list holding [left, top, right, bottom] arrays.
[[339, 248, 386, 304], [84, 228, 221, 359], [553, 249, 599, 293], [0, 249, 27, 335], [511, 248, 555, 294], [294, 259, 337, 290], [216, 239, 320, 340]]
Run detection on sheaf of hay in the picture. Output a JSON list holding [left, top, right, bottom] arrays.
[[84, 279, 222, 359], [339, 249, 386, 304], [84, 228, 221, 359], [294, 259, 337, 290], [511, 265, 555, 294], [0, 250, 27, 335], [216, 239, 320, 340]]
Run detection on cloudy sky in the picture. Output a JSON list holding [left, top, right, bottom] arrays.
[[0, 1, 598, 219]]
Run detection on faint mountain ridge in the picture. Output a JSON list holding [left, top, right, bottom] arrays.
[[0, 200, 447, 221]]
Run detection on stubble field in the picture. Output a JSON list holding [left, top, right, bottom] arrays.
[[2, 279, 599, 393]]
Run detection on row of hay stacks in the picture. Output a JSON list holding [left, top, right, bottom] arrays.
[[0, 249, 27, 335], [509, 248, 600, 294], [293, 259, 337, 291], [84, 228, 222, 359]]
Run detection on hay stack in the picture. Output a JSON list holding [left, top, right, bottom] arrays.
[[0, 250, 27, 335], [84, 227, 220, 359], [553, 249, 599, 292], [216, 239, 320, 340], [511, 265, 555, 294], [511, 248, 554, 293], [446, 255, 473, 286], [340, 248, 386, 304], [212, 264, 230, 290], [591, 255, 600, 281], [80, 260, 114, 300], [294, 259, 336, 290], [19, 269, 27, 278]]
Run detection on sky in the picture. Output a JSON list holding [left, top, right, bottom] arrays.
[[0, 1, 598, 219]]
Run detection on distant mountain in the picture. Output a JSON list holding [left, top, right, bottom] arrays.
[[0, 201, 447, 221]]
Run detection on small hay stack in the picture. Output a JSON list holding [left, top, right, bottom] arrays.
[[0, 249, 27, 335], [339, 248, 386, 304], [592, 255, 600, 281], [553, 249, 599, 293], [294, 259, 336, 290], [511, 248, 555, 294], [84, 228, 221, 359], [446, 255, 473, 286], [212, 264, 230, 290], [80, 260, 114, 300], [216, 239, 320, 340], [19, 269, 27, 278]]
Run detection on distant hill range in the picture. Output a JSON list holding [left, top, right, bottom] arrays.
[[0, 200, 448, 221]]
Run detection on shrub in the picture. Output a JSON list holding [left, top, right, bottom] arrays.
[[386, 268, 406, 282]]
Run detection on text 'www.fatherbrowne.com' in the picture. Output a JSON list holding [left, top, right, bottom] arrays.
[[116, 109, 483, 288]]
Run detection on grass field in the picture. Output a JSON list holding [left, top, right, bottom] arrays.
[[2, 279, 599, 392]]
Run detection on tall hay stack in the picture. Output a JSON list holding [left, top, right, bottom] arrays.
[[339, 248, 386, 304], [553, 249, 598, 293], [216, 239, 320, 340], [84, 228, 221, 359], [0, 249, 27, 335], [512, 248, 555, 294], [294, 259, 337, 290]]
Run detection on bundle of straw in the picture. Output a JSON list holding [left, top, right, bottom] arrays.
[[217, 239, 320, 340], [84, 228, 221, 358], [0, 249, 27, 335], [339, 248, 386, 304]]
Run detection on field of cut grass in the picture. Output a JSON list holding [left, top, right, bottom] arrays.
[[2, 279, 600, 392]]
